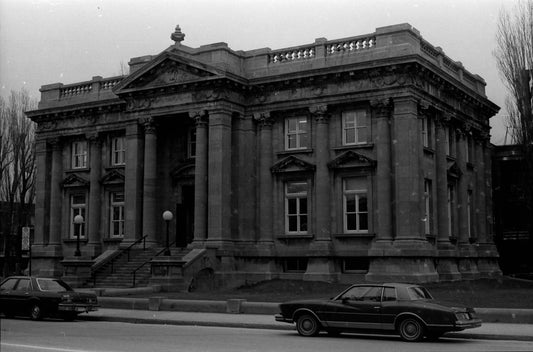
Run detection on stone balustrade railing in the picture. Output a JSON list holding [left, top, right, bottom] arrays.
[[58, 76, 124, 99], [269, 46, 316, 63], [325, 36, 376, 55]]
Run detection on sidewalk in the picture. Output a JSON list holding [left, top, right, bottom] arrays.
[[79, 307, 533, 342]]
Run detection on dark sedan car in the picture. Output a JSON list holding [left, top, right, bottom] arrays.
[[275, 283, 481, 342], [0, 276, 98, 320]]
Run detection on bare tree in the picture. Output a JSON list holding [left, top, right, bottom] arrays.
[[494, 0, 533, 268], [0, 89, 37, 276]]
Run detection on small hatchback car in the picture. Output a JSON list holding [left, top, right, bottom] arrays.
[[0, 276, 98, 321], [275, 283, 481, 341]]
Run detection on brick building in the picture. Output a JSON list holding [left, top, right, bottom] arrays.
[[26, 24, 501, 286]]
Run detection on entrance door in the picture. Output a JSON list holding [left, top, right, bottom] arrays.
[[176, 185, 194, 248]]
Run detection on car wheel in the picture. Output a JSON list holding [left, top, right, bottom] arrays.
[[296, 314, 320, 337], [30, 303, 43, 320], [398, 317, 424, 342]]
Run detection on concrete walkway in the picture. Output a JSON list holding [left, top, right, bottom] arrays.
[[79, 308, 533, 342]]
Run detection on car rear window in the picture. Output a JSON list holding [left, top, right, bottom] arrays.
[[37, 279, 72, 292], [407, 286, 433, 300]]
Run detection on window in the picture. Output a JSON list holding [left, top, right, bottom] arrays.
[[72, 141, 87, 169], [422, 116, 432, 148], [342, 110, 367, 145], [0, 278, 18, 290], [110, 192, 125, 237], [467, 190, 474, 239], [111, 136, 125, 166], [70, 194, 86, 239], [340, 286, 382, 302], [465, 135, 470, 163], [188, 127, 196, 158], [424, 179, 433, 235], [283, 258, 308, 272], [444, 128, 451, 156], [343, 258, 369, 272], [447, 185, 455, 237], [285, 116, 308, 150], [285, 181, 308, 234], [383, 287, 397, 302], [15, 278, 31, 291], [343, 178, 368, 233]]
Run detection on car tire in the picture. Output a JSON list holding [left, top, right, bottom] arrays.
[[398, 317, 425, 342], [30, 303, 43, 320], [296, 314, 320, 337]]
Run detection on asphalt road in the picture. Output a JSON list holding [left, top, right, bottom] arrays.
[[2, 318, 533, 352]]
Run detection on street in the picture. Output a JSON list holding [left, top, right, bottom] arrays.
[[1, 318, 533, 352]]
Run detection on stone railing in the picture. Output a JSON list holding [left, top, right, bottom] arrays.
[[325, 36, 376, 55], [59, 76, 123, 98], [60, 83, 93, 97], [269, 46, 316, 63]]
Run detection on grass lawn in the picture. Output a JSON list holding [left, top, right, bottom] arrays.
[[131, 277, 533, 309]]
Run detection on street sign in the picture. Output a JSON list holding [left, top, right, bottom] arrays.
[[22, 227, 31, 250]]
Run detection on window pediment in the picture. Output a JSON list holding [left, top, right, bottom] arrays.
[[62, 174, 89, 188], [113, 52, 220, 94], [328, 150, 376, 170], [171, 163, 195, 179], [101, 169, 125, 185], [271, 156, 315, 174], [447, 162, 462, 179]]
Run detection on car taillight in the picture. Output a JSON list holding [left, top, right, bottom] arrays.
[[62, 294, 73, 303]]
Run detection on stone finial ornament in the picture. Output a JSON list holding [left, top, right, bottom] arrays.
[[171, 25, 185, 45]]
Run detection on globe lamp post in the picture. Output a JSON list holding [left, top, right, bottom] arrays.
[[163, 211, 173, 256], [74, 214, 84, 257]]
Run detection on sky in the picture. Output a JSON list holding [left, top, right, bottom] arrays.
[[0, 0, 519, 144]]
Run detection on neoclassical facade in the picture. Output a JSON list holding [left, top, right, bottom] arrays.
[[27, 24, 501, 285]]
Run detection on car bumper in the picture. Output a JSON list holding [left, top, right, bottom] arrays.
[[454, 318, 482, 330], [275, 314, 293, 324], [58, 304, 98, 313]]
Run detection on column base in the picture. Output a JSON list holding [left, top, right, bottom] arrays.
[[30, 244, 63, 277], [366, 257, 439, 283], [303, 257, 336, 283], [61, 257, 95, 288], [435, 258, 462, 281]]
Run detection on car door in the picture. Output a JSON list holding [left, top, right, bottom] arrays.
[[379, 286, 400, 331], [10, 278, 32, 314], [0, 278, 20, 314], [327, 286, 383, 330]]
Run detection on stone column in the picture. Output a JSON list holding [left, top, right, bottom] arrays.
[[435, 115, 451, 247], [142, 117, 158, 245], [310, 105, 331, 242], [34, 138, 48, 246], [456, 128, 469, 245], [391, 97, 424, 241], [48, 138, 63, 246], [124, 121, 143, 244], [475, 136, 487, 244], [372, 99, 393, 242], [254, 112, 274, 244], [190, 111, 208, 244], [87, 133, 102, 255], [484, 139, 495, 244], [207, 108, 232, 245]]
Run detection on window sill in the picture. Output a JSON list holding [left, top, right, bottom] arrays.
[[446, 155, 457, 162], [333, 143, 374, 151], [277, 234, 314, 241], [66, 168, 90, 173], [105, 165, 125, 171], [63, 238, 88, 244], [423, 147, 435, 155], [334, 233, 374, 238], [277, 149, 314, 156], [103, 237, 123, 243]]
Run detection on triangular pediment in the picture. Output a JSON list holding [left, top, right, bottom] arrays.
[[328, 150, 376, 170], [271, 156, 315, 174], [62, 174, 89, 188], [113, 51, 221, 94], [447, 161, 462, 179], [101, 169, 125, 185]]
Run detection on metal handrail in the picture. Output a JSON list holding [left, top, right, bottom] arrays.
[[91, 235, 147, 286], [132, 241, 176, 287]]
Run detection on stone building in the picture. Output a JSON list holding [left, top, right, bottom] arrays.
[[27, 24, 501, 286]]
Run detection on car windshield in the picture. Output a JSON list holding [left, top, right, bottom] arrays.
[[36, 279, 73, 292], [407, 286, 433, 300]]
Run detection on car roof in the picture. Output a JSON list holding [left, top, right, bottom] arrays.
[[350, 283, 422, 288]]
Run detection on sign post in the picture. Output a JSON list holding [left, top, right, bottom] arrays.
[[21, 227, 31, 276]]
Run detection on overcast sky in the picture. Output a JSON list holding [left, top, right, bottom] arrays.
[[0, 0, 518, 144]]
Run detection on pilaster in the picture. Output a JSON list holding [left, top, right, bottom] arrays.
[[48, 138, 63, 247], [190, 110, 208, 245], [34, 138, 49, 246], [87, 132, 102, 256], [142, 117, 158, 245], [124, 121, 143, 244], [435, 114, 452, 248]]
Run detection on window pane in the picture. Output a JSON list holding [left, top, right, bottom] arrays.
[[288, 118, 297, 132], [360, 213, 368, 230], [345, 129, 355, 144], [287, 135, 297, 149], [288, 198, 297, 215], [347, 214, 357, 230], [288, 216, 298, 231], [287, 182, 307, 194], [359, 196, 368, 212], [300, 216, 307, 231], [346, 195, 356, 213], [72, 194, 85, 204], [299, 198, 307, 214], [299, 132, 308, 148], [356, 113, 366, 127], [357, 126, 367, 143]]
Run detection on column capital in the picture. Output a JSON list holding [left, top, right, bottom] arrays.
[[370, 98, 392, 117], [86, 131, 101, 144], [309, 105, 329, 123], [189, 110, 208, 126], [141, 117, 157, 134], [253, 111, 274, 127], [47, 137, 63, 150], [435, 112, 452, 127]]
